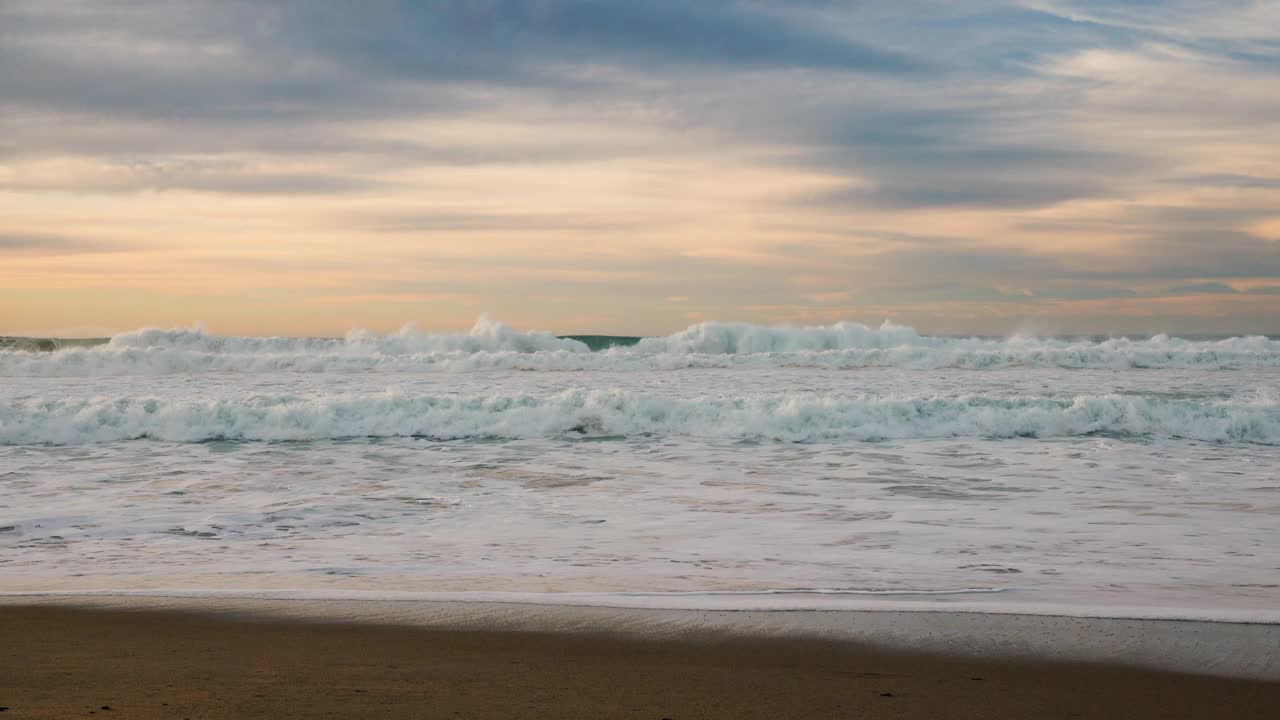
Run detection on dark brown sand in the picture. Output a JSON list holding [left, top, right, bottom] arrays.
[[2, 606, 1276, 719]]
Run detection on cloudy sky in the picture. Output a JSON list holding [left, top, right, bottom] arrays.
[[2, 0, 1279, 337]]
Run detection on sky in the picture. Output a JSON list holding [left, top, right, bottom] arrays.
[[2, 0, 1279, 338]]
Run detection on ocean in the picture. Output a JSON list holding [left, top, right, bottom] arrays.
[[2, 316, 1277, 620]]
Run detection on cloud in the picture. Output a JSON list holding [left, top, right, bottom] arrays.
[[1022, 0, 1280, 48], [1163, 174, 1280, 190], [1124, 231, 1280, 279], [0, 1, 923, 125], [1, 161, 388, 196], [1161, 282, 1240, 296], [0, 233, 126, 255], [358, 211, 652, 234], [783, 114, 1111, 211], [3, 1, 1280, 334], [283, 0, 927, 78], [302, 292, 477, 306]]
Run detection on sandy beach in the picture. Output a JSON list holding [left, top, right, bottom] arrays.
[[2, 603, 1277, 719]]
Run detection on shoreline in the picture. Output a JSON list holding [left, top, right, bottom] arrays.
[[2, 602, 1277, 719], [6, 586, 1279, 623], [3, 594, 1278, 681]]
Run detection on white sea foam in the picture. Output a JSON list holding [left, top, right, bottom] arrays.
[[4, 318, 1279, 632], [104, 315, 587, 354], [3, 317, 1280, 376], [3, 389, 1277, 445]]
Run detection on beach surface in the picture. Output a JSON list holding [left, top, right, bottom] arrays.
[[5, 323, 1280, 717], [2, 599, 1278, 719]]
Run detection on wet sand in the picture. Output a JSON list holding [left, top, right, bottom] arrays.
[[2, 605, 1278, 719]]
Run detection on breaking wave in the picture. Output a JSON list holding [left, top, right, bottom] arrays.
[[3, 390, 1277, 445], [4, 316, 1280, 376], [105, 315, 588, 354]]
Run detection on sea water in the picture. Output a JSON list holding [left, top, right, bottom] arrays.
[[1, 317, 1277, 619]]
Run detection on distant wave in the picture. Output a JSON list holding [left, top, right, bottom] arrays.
[[107, 315, 590, 354], [4, 316, 1280, 376], [4, 390, 1277, 445]]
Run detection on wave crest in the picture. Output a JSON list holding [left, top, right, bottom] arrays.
[[3, 390, 1277, 445], [106, 315, 587, 354], [634, 320, 925, 354], [4, 317, 1280, 375]]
